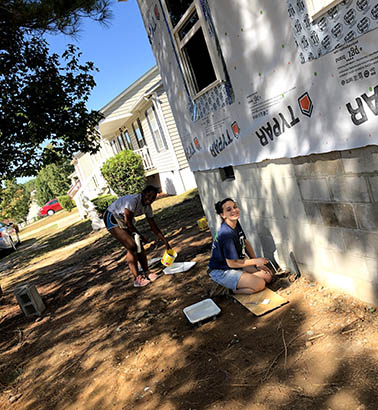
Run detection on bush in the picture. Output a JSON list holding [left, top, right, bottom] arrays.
[[92, 194, 117, 216], [58, 195, 76, 212], [101, 150, 146, 196]]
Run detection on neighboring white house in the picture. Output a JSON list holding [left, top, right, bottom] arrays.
[[137, 0, 378, 305], [70, 66, 197, 219]]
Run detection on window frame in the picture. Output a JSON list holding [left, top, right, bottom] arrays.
[[161, 0, 224, 99], [132, 118, 147, 149], [123, 129, 133, 150], [117, 134, 126, 151], [110, 138, 119, 155], [219, 166, 235, 182], [145, 104, 168, 153], [304, 0, 343, 21]]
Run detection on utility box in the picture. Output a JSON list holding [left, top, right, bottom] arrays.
[[14, 284, 45, 317]]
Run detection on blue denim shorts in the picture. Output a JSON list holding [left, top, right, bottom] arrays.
[[209, 269, 243, 290]]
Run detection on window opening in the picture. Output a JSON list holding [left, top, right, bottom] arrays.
[[123, 130, 132, 150], [110, 139, 118, 155], [117, 134, 126, 150], [219, 166, 235, 181], [132, 119, 146, 148], [162, 0, 219, 97], [178, 10, 199, 40], [146, 106, 168, 152], [181, 26, 216, 93], [160, 0, 234, 120], [164, 0, 193, 27]]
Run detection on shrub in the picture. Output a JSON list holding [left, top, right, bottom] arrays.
[[92, 194, 117, 216], [58, 195, 76, 212], [101, 150, 146, 196]]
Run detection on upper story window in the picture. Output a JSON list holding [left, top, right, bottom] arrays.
[[304, 0, 343, 20], [146, 105, 168, 152], [162, 0, 222, 98], [132, 119, 146, 149]]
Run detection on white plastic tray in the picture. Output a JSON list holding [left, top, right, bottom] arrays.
[[183, 298, 221, 324], [163, 261, 196, 275]]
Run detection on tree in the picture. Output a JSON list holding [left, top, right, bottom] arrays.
[[0, 0, 112, 180], [0, 179, 31, 222], [35, 170, 55, 206], [24, 178, 36, 195], [101, 150, 146, 196], [35, 160, 74, 206]]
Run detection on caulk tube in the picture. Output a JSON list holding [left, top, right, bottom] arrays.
[[133, 233, 142, 253]]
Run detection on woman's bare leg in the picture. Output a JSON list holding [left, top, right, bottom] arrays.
[[108, 227, 140, 279], [233, 270, 271, 294]]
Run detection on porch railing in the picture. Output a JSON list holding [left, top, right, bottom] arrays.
[[134, 146, 154, 171]]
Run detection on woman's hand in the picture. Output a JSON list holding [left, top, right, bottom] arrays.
[[258, 264, 272, 275], [254, 257, 269, 266]]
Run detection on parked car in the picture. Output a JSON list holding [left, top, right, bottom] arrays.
[[39, 198, 63, 216], [0, 221, 20, 251]]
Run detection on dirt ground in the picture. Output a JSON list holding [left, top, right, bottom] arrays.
[[0, 190, 377, 410]]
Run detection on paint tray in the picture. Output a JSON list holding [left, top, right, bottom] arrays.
[[183, 298, 221, 324], [163, 261, 196, 275]]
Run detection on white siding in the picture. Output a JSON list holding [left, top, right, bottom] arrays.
[[158, 91, 188, 170]]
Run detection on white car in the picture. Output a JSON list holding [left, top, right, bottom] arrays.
[[0, 221, 20, 251]]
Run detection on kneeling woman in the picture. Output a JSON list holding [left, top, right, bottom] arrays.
[[208, 198, 272, 294]]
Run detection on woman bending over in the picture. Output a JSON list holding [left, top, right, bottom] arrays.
[[208, 198, 272, 294]]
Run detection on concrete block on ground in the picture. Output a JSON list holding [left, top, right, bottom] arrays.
[[14, 283, 45, 317], [298, 178, 331, 201], [354, 203, 378, 231], [319, 203, 357, 229]]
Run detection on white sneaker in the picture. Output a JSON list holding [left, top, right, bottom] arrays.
[[133, 275, 150, 287]]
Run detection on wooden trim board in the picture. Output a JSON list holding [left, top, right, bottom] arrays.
[[233, 287, 289, 316]]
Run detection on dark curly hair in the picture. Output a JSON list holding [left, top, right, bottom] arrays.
[[215, 198, 235, 215], [142, 185, 159, 194]]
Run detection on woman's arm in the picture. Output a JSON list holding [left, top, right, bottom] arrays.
[[245, 239, 256, 259], [124, 208, 137, 233], [147, 216, 171, 249], [226, 257, 268, 269]]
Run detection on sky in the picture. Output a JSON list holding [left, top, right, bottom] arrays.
[[46, 0, 157, 111]]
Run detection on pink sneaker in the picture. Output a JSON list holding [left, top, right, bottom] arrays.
[[133, 275, 150, 288], [146, 272, 161, 282]]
